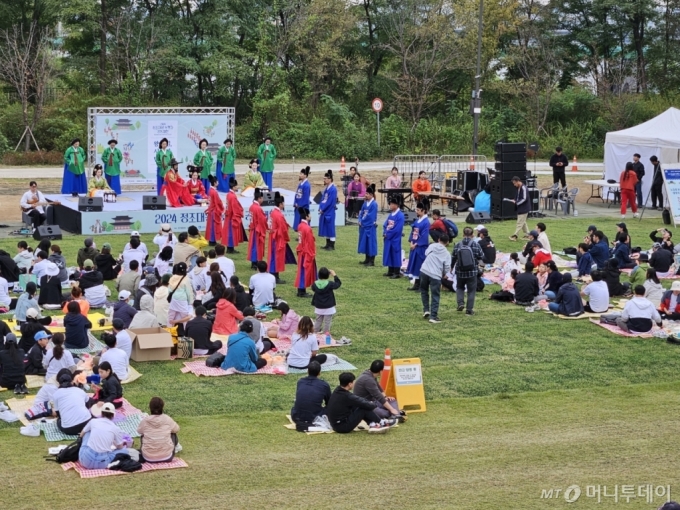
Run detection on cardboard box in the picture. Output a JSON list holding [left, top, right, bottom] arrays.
[[129, 327, 174, 362]]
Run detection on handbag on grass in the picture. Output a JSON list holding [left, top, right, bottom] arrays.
[[176, 337, 194, 359]]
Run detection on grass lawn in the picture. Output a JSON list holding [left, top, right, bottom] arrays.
[[1, 215, 679, 509]]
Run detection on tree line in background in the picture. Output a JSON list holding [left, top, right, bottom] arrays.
[[0, 0, 679, 162]]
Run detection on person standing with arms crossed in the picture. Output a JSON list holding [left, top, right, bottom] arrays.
[[508, 176, 531, 241], [548, 146, 569, 188], [649, 155, 664, 210], [632, 153, 645, 208], [257, 136, 277, 190]]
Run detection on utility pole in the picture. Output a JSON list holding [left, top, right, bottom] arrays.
[[471, 0, 483, 156]]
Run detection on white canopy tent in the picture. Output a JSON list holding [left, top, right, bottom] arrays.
[[604, 107, 680, 206]]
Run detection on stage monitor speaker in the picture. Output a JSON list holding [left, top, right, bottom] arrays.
[[495, 142, 527, 153], [465, 211, 492, 224], [78, 197, 103, 212], [142, 195, 167, 210], [33, 225, 62, 241], [403, 211, 418, 224]]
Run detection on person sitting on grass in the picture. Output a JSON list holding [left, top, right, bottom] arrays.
[[95, 243, 120, 281], [88, 361, 123, 409], [25, 330, 50, 376], [249, 261, 276, 308], [185, 306, 223, 355], [213, 288, 244, 335], [43, 333, 76, 382], [650, 227, 674, 252], [612, 239, 635, 269], [649, 242, 673, 276], [78, 259, 107, 308], [116, 259, 141, 295], [64, 300, 92, 350], [326, 372, 397, 434], [503, 252, 521, 275], [616, 285, 662, 333], [311, 267, 341, 334], [154, 274, 171, 327], [577, 243, 593, 277], [536, 222, 551, 254], [288, 316, 327, 370], [52, 372, 91, 435], [98, 332, 129, 381], [643, 269, 664, 307], [537, 260, 563, 302], [129, 294, 160, 329], [242, 306, 274, 355], [220, 321, 267, 373], [113, 290, 137, 328], [627, 255, 645, 288], [290, 361, 331, 431], [19, 307, 52, 352], [78, 402, 129, 470], [25, 368, 69, 421], [77, 238, 100, 270], [137, 397, 181, 463], [602, 258, 630, 297], [354, 360, 405, 421], [548, 273, 584, 316], [267, 301, 300, 339], [514, 262, 539, 307], [530, 242, 552, 267], [658, 281, 680, 320], [230, 275, 251, 312], [14, 283, 46, 324], [0, 334, 27, 393], [62, 286, 90, 316], [580, 270, 610, 313], [589, 231, 610, 270]]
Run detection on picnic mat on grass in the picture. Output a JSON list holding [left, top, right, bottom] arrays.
[[121, 366, 142, 384], [64, 332, 107, 356], [589, 318, 659, 338], [61, 458, 188, 478], [6, 395, 36, 426], [0, 374, 45, 392], [549, 311, 605, 320], [39, 411, 143, 442], [287, 358, 357, 374], [6, 313, 112, 336]]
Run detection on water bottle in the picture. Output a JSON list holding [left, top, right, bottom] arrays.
[[325, 331, 331, 345]]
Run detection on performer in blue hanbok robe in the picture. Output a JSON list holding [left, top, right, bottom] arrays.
[[293, 166, 311, 232], [382, 197, 405, 279], [318, 170, 338, 250], [358, 184, 378, 266], [405, 202, 431, 290]]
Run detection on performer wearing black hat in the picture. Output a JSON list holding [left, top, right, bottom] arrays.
[[205, 174, 224, 245], [268, 192, 291, 284], [293, 166, 311, 231], [61, 138, 87, 196], [405, 202, 431, 291], [101, 139, 123, 194], [295, 207, 317, 297], [223, 178, 245, 253], [383, 196, 405, 279], [319, 170, 338, 250], [358, 184, 378, 266], [155, 137, 173, 196], [248, 189, 267, 269]]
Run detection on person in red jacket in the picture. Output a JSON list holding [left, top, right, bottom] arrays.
[[222, 178, 245, 253], [530, 242, 552, 267], [268, 192, 291, 284], [295, 208, 317, 297], [619, 162, 639, 219], [205, 175, 224, 245], [213, 288, 244, 335], [247, 189, 267, 269]]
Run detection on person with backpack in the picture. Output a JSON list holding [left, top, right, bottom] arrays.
[[78, 402, 130, 469], [451, 227, 484, 316], [429, 209, 458, 243], [419, 234, 451, 324]]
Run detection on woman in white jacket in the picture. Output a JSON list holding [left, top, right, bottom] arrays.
[[643, 269, 664, 307]]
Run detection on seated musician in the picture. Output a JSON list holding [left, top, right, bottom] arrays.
[[412, 171, 431, 201], [186, 167, 208, 202], [20, 181, 48, 230], [345, 172, 366, 208], [88, 165, 114, 198], [242, 158, 266, 196], [385, 167, 401, 189]]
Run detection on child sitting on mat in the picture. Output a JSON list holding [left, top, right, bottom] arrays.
[[242, 306, 274, 355], [88, 361, 124, 409], [267, 301, 300, 339]]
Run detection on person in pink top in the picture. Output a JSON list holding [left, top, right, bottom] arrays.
[[213, 288, 244, 335], [385, 167, 401, 189], [267, 302, 300, 339], [137, 397, 180, 463]]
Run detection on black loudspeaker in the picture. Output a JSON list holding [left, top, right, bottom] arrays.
[[261, 191, 275, 206], [495, 142, 527, 153], [33, 225, 62, 241], [490, 180, 521, 197], [466, 211, 492, 224], [529, 189, 540, 212], [490, 169, 529, 182], [142, 195, 166, 210], [490, 200, 517, 220], [495, 152, 527, 163], [403, 211, 417, 223], [78, 197, 103, 212], [445, 178, 457, 193], [663, 208, 672, 225], [457, 171, 488, 191], [494, 161, 527, 173]]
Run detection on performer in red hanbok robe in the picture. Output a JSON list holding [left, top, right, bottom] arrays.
[[162, 159, 195, 207], [186, 167, 208, 201], [205, 175, 224, 245], [268, 192, 291, 284], [222, 178, 245, 253], [247, 189, 267, 269], [295, 207, 317, 297]]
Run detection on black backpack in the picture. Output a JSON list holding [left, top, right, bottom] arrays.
[[46, 438, 81, 464], [457, 242, 476, 272], [206, 352, 225, 368]]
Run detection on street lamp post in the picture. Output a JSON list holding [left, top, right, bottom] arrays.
[[471, 0, 483, 156]]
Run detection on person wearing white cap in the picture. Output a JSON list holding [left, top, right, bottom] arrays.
[[473, 224, 485, 243], [658, 281, 680, 320], [14, 284, 47, 324], [124, 231, 149, 259], [78, 401, 130, 469], [112, 290, 137, 328], [37, 261, 63, 306], [153, 224, 178, 251]]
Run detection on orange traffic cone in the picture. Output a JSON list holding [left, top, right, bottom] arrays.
[[340, 156, 346, 174], [572, 156, 578, 172], [470, 156, 475, 171], [379, 348, 392, 390]]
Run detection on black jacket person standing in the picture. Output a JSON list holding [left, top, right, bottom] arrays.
[[632, 153, 645, 207], [650, 156, 664, 209], [549, 147, 569, 187]]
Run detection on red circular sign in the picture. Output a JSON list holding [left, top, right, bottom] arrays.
[[371, 98, 383, 113]]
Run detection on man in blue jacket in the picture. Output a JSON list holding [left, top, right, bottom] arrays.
[[589, 231, 610, 270], [548, 273, 584, 316]]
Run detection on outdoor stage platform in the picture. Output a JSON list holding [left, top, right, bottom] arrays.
[[45, 188, 345, 236]]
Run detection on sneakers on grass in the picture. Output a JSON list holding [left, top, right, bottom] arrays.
[[368, 422, 389, 434], [0, 402, 8, 412], [20, 425, 40, 437], [429, 317, 442, 324], [174, 443, 183, 454], [0, 410, 19, 423], [423, 311, 430, 318]]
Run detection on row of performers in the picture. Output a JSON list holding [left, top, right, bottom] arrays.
[[60, 137, 277, 196], [211, 179, 402, 297]]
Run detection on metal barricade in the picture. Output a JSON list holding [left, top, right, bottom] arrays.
[[392, 155, 440, 189]]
